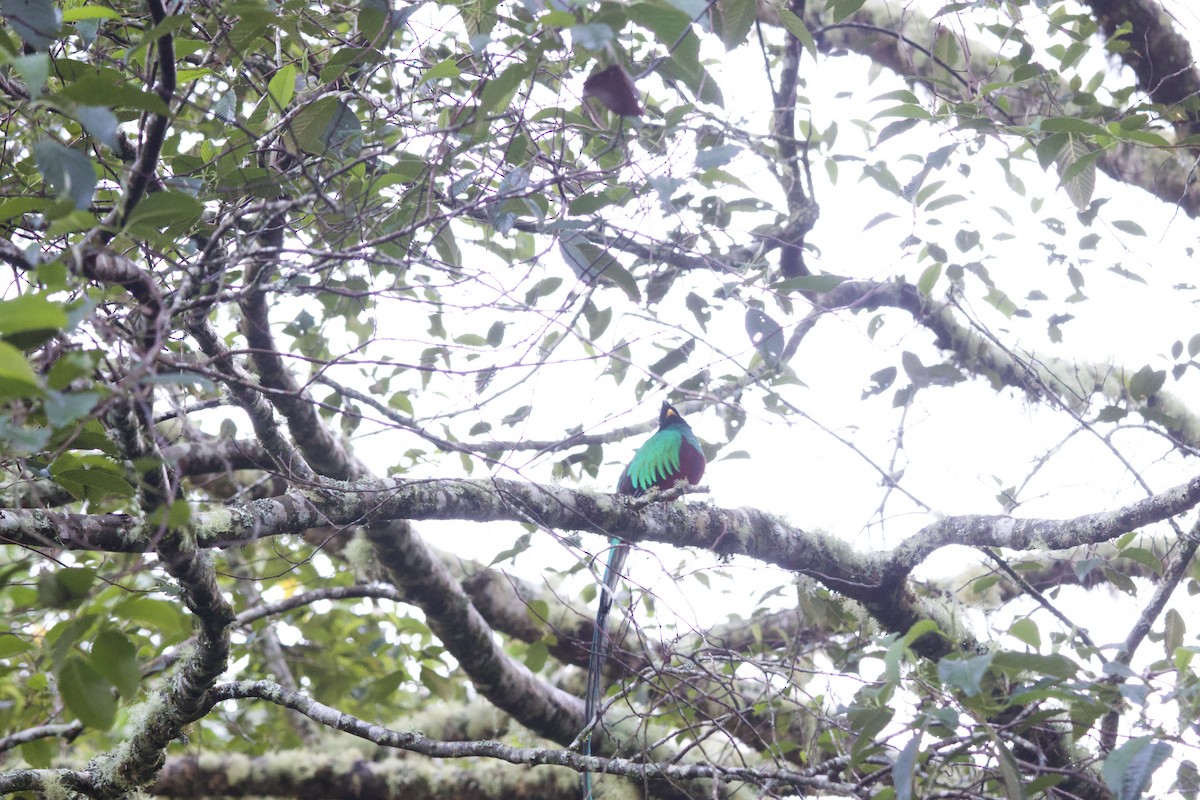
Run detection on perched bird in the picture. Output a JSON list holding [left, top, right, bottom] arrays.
[[583, 401, 706, 799]]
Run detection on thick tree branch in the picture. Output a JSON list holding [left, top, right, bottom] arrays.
[[8, 470, 1200, 652], [364, 520, 586, 745], [152, 751, 576, 800], [1086, 0, 1200, 136], [240, 254, 361, 482], [78, 533, 236, 798], [814, 1, 1200, 216]]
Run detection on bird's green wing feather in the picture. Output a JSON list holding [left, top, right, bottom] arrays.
[[624, 428, 682, 492]]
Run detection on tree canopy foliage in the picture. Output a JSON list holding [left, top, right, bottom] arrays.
[[4, 0, 1200, 797]]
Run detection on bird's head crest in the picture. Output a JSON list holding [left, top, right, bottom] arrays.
[[659, 401, 685, 428]]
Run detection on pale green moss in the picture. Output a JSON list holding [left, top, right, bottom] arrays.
[[190, 507, 234, 542], [409, 700, 509, 741], [202, 751, 251, 784], [40, 773, 71, 800], [343, 532, 381, 581]]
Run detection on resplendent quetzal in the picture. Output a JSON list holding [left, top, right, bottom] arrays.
[[583, 401, 706, 799]]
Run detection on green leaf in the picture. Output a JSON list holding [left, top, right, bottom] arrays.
[[419, 666, 456, 700], [745, 308, 784, 364], [1055, 136, 1099, 210], [358, 0, 399, 44], [113, 597, 190, 642], [2, 0, 61, 49], [862, 366, 896, 399], [0, 633, 30, 658], [1176, 760, 1200, 800], [990, 651, 1078, 680], [60, 5, 120, 21], [626, 3, 720, 106], [33, 140, 96, 210], [954, 229, 980, 252], [1112, 219, 1146, 236], [559, 234, 640, 302], [291, 97, 363, 158], [124, 190, 204, 235], [1165, 608, 1185, 661], [501, 405, 531, 426], [876, 118, 919, 146], [524, 639, 549, 672], [777, 8, 816, 56], [482, 61, 530, 113], [864, 212, 898, 231], [267, 64, 297, 109], [772, 274, 847, 294], [569, 23, 614, 50], [848, 705, 893, 766], [917, 263, 941, 296], [715, 0, 755, 50], [1127, 364, 1165, 400], [937, 652, 993, 696], [0, 293, 68, 345], [901, 618, 940, 648], [1009, 617, 1041, 649], [486, 321, 505, 347], [91, 630, 140, 698], [59, 655, 117, 730], [21, 737, 54, 768], [1119, 546, 1163, 575], [420, 56, 461, 85], [523, 277, 562, 305], [984, 287, 1018, 318], [587, 305, 612, 340], [873, 103, 932, 121], [50, 454, 136, 503], [75, 105, 119, 148], [1040, 116, 1107, 136], [363, 669, 409, 704], [894, 731, 923, 800], [11, 52, 49, 98], [37, 567, 96, 609], [56, 74, 170, 115], [925, 193, 966, 211], [0, 340, 41, 398], [1102, 737, 1171, 800], [829, 0, 867, 22], [0, 197, 48, 226], [648, 339, 695, 377], [982, 723, 1028, 800]]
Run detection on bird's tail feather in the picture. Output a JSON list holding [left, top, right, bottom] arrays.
[[582, 536, 628, 800]]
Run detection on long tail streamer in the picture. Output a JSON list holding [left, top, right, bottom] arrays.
[[582, 536, 629, 800]]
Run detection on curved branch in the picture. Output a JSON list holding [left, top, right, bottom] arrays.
[[240, 246, 361, 482], [364, 520, 585, 745], [207, 679, 863, 796], [813, 1, 1200, 217], [81, 535, 236, 797], [186, 321, 317, 480]]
